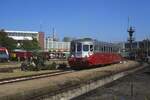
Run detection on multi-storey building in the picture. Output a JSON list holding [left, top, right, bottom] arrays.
[[4, 30, 44, 49]]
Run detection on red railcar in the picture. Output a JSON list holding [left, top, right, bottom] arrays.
[[10, 50, 51, 61], [11, 50, 33, 60], [68, 38, 123, 69]]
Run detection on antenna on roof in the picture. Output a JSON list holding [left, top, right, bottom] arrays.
[[52, 27, 55, 41], [128, 16, 130, 28]]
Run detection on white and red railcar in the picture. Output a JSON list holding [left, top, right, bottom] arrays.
[[68, 38, 123, 69]]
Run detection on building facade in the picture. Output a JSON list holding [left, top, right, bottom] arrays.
[[45, 37, 70, 52], [4, 30, 44, 49], [45, 37, 70, 58]]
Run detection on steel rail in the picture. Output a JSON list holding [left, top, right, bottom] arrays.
[[0, 70, 74, 85]]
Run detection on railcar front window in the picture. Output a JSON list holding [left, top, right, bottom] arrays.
[[77, 43, 82, 52], [83, 45, 89, 51]]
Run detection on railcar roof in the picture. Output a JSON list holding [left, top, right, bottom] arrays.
[[71, 38, 119, 47], [72, 38, 93, 42]]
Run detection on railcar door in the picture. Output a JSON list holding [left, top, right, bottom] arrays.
[[82, 43, 94, 57], [82, 44, 89, 57]]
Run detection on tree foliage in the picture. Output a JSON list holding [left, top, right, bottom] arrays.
[[0, 30, 16, 50], [21, 38, 40, 51], [63, 37, 75, 42]]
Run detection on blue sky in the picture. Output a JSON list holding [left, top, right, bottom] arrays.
[[0, 0, 150, 42]]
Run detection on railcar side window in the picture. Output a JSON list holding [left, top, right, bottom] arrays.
[[90, 45, 93, 51], [77, 43, 82, 52], [94, 45, 99, 51], [83, 45, 89, 51], [105, 46, 108, 52], [104, 46, 106, 52], [110, 47, 112, 52], [101, 47, 103, 52]]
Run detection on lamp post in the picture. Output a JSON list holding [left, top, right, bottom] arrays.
[[127, 26, 135, 99], [146, 38, 149, 61]]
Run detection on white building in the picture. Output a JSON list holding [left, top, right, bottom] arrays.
[[4, 30, 45, 49], [45, 37, 70, 52], [44, 37, 70, 58], [6, 30, 39, 40]]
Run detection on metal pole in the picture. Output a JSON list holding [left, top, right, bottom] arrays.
[[147, 38, 149, 58]]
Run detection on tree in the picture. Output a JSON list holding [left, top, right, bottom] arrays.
[[0, 30, 16, 50], [63, 37, 74, 42], [21, 38, 40, 51]]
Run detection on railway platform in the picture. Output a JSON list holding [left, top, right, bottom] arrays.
[[73, 63, 150, 100]]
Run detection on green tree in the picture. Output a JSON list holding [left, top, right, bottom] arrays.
[[21, 38, 40, 51], [0, 30, 16, 50], [63, 37, 75, 42]]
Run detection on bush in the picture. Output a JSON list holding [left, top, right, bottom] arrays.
[[47, 62, 57, 70], [28, 65, 40, 71], [58, 63, 67, 69], [21, 60, 58, 71], [38, 62, 57, 70]]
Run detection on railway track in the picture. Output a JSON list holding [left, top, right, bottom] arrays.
[[0, 67, 20, 73], [0, 70, 74, 85]]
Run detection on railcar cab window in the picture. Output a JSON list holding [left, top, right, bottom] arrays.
[[77, 43, 82, 52], [83, 45, 89, 51]]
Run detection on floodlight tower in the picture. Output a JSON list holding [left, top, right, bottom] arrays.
[[127, 26, 135, 52]]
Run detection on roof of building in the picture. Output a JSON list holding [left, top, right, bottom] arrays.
[[5, 30, 38, 34], [8, 36, 33, 40]]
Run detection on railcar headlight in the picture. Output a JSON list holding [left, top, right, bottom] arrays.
[[88, 52, 93, 56], [71, 55, 74, 58]]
